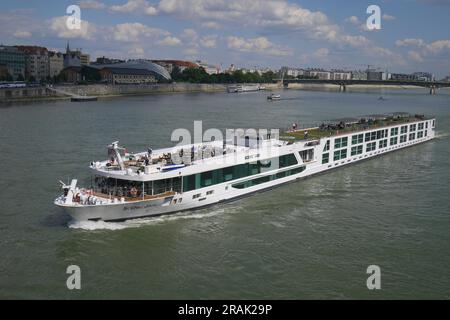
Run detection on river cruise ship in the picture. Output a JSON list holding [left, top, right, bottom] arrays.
[[55, 113, 436, 221]]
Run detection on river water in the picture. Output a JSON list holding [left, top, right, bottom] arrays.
[[0, 88, 449, 299]]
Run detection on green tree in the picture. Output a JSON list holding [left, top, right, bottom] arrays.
[[171, 65, 182, 81]]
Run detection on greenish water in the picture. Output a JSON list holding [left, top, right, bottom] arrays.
[[0, 88, 449, 299]]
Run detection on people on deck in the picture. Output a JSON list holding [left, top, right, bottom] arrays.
[[130, 187, 138, 198]]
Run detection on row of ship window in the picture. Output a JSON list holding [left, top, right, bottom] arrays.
[[322, 131, 427, 164], [325, 121, 431, 153]]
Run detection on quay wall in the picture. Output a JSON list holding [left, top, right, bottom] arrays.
[[0, 83, 236, 102]]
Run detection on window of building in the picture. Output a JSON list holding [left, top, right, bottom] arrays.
[[424, 130, 427, 136], [409, 133, 416, 141], [323, 140, 330, 152], [334, 149, 347, 161], [418, 123, 424, 130], [370, 132, 377, 141], [206, 190, 214, 195], [378, 139, 387, 148], [390, 127, 399, 136], [352, 134, 364, 145], [410, 124, 416, 132], [425, 122, 428, 129], [366, 142, 376, 152], [182, 153, 298, 192], [322, 153, 329, 164], [400, 135, 407, 143], [192, 194, 201, 199], [351, 145, 363, 156], [232, 166, 306, 189], [400, 126, 407, 134], [390, 137, 398, 145], [334, 137, 348, 149], [417, 131, 423, 138]]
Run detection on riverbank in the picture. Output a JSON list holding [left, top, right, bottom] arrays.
[[1, 82, 446, 103]]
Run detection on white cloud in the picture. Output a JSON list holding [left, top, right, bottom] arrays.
[[157, 36, 182, 46], [408, 51, 423, 62], [13, 30, 32, 38], [127, 45, 146, 58], [48, 16, 97, 40], [382, 14, 396, 21], [396, 38, 450, 55], [78, 0, 106, 9], [183, 47, 199, 56], [396, 38, 426, 47], [113, 22, 169, 42], [314, 48, 329, 58], [199, 35, 217, 48], [426, 40, 450, 53], [227, 36, 292, 56], [201, 21, 220, 29], [345, 16, 360, 25], [110, 0, 158, 15]]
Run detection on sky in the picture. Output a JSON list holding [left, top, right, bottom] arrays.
[[1, 0, 450, 78]]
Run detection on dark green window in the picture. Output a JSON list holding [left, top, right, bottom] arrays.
[[417, 131, 423, 138], [378, 139, 387, 148], [323, 140, 330, 152], [418, 123, 424, 130], [183, 153, 298, 192], [351, 145, 363, 156], [352, 134, 363, 145], [400, 126, 407, 134], [410, 124, 416, 132], [409, 133, 415, 141], [366, 142, 376, 152], [334, 137, 348, 149], [390, 137, 398, 145], [322, 153, 329, 164], [232, 166, 306, 189], [390, 127, 399, 136], [400, 135, 407, 143], [334, 149, 347, 161]]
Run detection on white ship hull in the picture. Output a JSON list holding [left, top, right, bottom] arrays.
[[55, 117, 435, 222]]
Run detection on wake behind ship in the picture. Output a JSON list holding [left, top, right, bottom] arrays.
[[55, 113, 436, 222]]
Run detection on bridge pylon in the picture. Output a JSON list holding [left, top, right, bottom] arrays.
[[429, 85, 437, 95]]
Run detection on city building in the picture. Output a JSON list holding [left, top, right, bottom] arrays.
[[0, 45, 25, 80], [0, 64, 9, 80], [366, 69, 383, 81], [196, 61, 220, 75], [99, 67, 156, 84], [306, 69, 332, 80], [15, 45, 49, 81], [48, 51, 64, 78], [60, 66, 82, 83], [330, 70, 352, 80], [390, 73, 416, 81], [63, 42, 90, 67], [152, 60, 199, 74], [94, 56, 125, 65], [90, 60, 171, 81], [351, 70, 368, 80], [281, 67, 306, 78], [412, 72, 434, 82]]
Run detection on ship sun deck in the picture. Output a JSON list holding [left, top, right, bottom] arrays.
[[281, 113, 431, 141], [92, 138, 286, 178]]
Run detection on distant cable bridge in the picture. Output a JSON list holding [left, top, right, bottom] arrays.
[[274, 78, 450, 94]]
